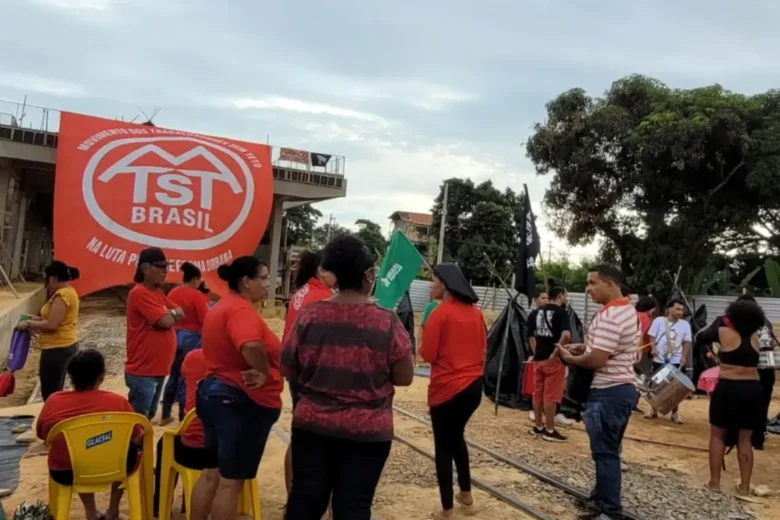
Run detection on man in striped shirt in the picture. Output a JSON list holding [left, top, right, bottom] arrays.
[[558, 264, 638, 520]]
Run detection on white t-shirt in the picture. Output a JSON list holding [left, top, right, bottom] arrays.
[[649, 317, 692, 364]]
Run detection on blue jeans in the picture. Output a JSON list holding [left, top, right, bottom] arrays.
[[583, 384, 636, 518], [197, 376, 280, 480], [161, 330, 202, 420], [125, 373, 165, 419]]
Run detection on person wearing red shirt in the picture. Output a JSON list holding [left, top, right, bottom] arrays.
[[36, 349, 144, 520], [160, 262, 210, 425], [421, 263, 486, 520], [282, 235, 413, 520], [153, 348, 215, 517], [190, 256, 282, 520], [125, 247, 183, 419], [281, 249, 335, 497]]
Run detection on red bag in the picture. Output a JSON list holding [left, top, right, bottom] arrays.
[[522, 360, 536, 397], [0, 372, 15, 397]]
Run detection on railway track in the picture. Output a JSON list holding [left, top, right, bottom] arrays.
[[393, 404, 649, 520]]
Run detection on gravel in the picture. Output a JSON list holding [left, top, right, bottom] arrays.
[[395, 399, 757, 520]]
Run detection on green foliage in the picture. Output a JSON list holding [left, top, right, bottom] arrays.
[[311, 222, 351, 249], [527, 75, 780, 291], [283, 204, 322, 247], [431, 179, 524, 284], [535, 259, 592, 293], [355, 219, 388, 257], [765, 259, 780, 296]]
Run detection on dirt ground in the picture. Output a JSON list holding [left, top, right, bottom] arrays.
[[2, 301, 779, 519]]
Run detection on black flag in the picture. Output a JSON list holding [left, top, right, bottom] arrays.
[[514, 184, 540, 304], [310, 152, 332, 167]]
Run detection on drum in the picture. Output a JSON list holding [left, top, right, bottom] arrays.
[[758, 349, 778, 370], [641, 364, 695, 415]]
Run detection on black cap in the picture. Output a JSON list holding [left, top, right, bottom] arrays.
[[433, 263, 479, 304], [134, 247, 168, 283], [138, 247, 167, 266]]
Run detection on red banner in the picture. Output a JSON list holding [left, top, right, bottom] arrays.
[[279, 147, 309, 165], [54, 112, 273, 296]]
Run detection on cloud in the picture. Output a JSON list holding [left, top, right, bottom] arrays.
[[29, 0, 114, 11], [3, 0, 780, 263], [224, 96, 390, 126], [0, 72, 87, 97]]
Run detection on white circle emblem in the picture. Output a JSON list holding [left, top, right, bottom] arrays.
[[81, 136, 255, 251]]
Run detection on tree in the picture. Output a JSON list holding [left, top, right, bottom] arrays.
[[283, 204, 322, 247], [431, 179, 524, 284], [536, 259, 592, 293], [355, 219, 387, 257], [311, 222, 351, 249], [527, 75, 780, 291]]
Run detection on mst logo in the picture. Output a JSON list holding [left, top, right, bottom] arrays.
[[81, 137, 256, 251]]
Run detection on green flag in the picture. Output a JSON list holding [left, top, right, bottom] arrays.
[[374, 232, 424, 309]]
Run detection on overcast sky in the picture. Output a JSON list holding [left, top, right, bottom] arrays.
[[2, 0, 779, 262]]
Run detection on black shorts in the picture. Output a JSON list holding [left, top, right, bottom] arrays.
[[50, 445, 141, 486], [710, 379, 763, 430], [173, 437, 218, 470]]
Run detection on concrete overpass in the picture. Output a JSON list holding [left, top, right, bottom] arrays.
[[0, 118, 347, 297]]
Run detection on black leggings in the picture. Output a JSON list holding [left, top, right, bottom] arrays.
[[40, 343, 79, 401], [753, 369, 776, 447], [430, 378, 483, 510]]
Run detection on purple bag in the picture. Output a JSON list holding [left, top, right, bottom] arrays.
[[7, 329, 31, 372]]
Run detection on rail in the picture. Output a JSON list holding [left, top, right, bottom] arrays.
[[393, 405, 649, 520]]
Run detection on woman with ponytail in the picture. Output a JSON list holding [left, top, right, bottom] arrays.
[[17, 261, 81, 400], [160, 262, 210, 425], [191, 256, 282, 520]]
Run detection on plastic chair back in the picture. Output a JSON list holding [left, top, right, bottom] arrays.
[[45, 412, 150, 487]]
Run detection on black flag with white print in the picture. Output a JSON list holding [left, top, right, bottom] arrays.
[[514, 185, 540, 304], [310, 153, 332, 167]]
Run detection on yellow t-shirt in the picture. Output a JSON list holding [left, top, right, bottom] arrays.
[[38, 286, 80, 349]]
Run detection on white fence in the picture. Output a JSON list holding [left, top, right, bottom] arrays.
[[408, 280, 780, 325]]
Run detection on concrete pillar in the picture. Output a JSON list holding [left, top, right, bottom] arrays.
[[267, 198, 284, 299], [11, 193, 28, 278]]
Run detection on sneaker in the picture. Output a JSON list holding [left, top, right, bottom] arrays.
[[529, 410, 536, 422], [529, 426, 544, 436], [542, 429, 567, 442], [555, 413, 575, 427], [671, 413, 684, 424], [644, 409, 658, 420]]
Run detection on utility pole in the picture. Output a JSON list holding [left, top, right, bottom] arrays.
[[327, 214, 335, 241], [436, 182, 449, 265]]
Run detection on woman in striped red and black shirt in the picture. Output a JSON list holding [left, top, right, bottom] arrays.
[[281, 235, 414, 520]]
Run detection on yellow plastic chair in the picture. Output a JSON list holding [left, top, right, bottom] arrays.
[[45, 412, 154, 520], [158, 409, 261, 520]]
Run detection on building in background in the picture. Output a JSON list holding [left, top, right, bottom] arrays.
[[388, 211, 433, 257]]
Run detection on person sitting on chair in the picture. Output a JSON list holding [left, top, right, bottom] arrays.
[[153, 348, 215, 517], [36, 349, 144, 520]]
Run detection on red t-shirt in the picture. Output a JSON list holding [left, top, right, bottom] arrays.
[[180, 349, 207, 448], [421, 299, 487, 407], [36, 389, 142, 471], [638, 312, 651, 347], [202, 293, 283, 408], [168, 286, 209, 333], [126, 284, 177, 377], [283, 278, 333, 342]]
